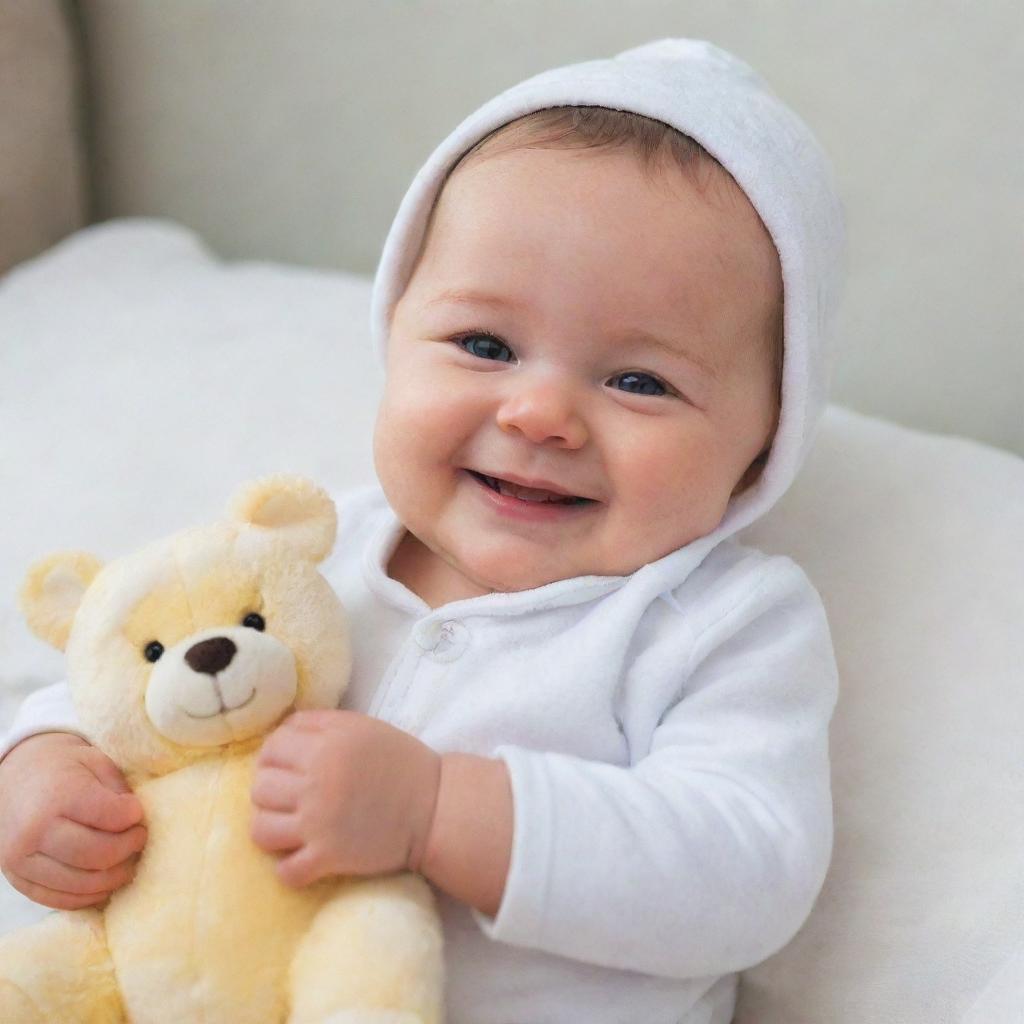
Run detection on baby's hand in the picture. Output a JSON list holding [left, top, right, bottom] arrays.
[[0, 733, 147, 910], [250, 709, 441, 888]]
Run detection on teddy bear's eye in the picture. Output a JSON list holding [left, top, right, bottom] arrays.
[[242, 612, 265, 631], [144, 641, 165, 663]]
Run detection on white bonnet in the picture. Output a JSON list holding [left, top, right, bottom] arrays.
[[370, 38, 846, 559]]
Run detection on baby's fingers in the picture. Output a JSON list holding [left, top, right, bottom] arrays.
[[20, 851, 139, 897], [251, 766, 302, 812], [250, 808, 302, 853], [1, 867, 110, 912], [256, 729, 307, 772], [39, 818, 147, 872], [80, 746, 135, 796], [63, 783, 145, 833], [275, 845, 325, 889]]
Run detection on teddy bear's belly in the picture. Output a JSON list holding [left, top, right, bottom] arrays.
[[104, 753, 334, 1023]]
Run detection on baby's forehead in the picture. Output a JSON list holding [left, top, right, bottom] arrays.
[[432, 149, 774, 282], [435, 143, 771, 257]]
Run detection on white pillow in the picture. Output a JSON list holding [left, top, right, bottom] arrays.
[[2, 220, 1023, 1023], [1, 218, 382, 693], [736, 407, 1024, 1021]]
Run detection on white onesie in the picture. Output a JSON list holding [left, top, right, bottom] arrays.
[[3, 482, 838, 1024]]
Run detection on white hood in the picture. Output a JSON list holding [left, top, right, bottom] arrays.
[[370, 37, 846, 577]]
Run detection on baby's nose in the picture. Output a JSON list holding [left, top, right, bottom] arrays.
[[185, 636, 237, 675], [496, 380, 588, 448]]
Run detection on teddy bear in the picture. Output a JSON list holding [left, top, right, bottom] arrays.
[[0, 475, 444, 1024]]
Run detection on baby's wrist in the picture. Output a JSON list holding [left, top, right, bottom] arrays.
[[406, 746, 444, 875], [414, 752, 513, 918], [1, 731, 87, 769], [414, 752, 455, 877]]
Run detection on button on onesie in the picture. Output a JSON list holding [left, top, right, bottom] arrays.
[[413, 618, 470, 662]]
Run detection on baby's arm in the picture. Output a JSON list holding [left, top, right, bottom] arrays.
[[426, 560, 838, 980], [0, 680, 89, 761], [0, 682, 146, 909], [418, 752, 513, 918]]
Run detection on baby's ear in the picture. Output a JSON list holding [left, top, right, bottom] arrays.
[[20, 552, 104, 651], [228, 475, 338, 563]]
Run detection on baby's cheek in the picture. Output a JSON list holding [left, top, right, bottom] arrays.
[[613, 433, 685, 504], [614, 442, 723, 545], [379, 385, 439, 452]]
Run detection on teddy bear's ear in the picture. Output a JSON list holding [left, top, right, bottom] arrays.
[[19, 552, 104, 651], [228, 475, 338, 563]]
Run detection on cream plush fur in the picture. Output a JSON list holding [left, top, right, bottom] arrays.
[[0, 476, 444, 1024]]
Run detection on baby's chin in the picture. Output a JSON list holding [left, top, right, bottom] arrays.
[[476, 535, 719, 591], [457, 549, 621, 594], [444, 549, 569, 595]]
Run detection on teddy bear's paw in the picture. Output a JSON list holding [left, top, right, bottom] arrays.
[[319, 1012, 425, 1024]]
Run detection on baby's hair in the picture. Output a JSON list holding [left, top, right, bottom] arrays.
[[417, 105, 784, 415], [456, 106, 726, 190]]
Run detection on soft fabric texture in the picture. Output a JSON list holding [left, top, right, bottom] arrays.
[[2, 220, 1023, 1021], [6, 484, 838, 1024], [370, 36, 847, 566], [0, 477, 444, 1023]]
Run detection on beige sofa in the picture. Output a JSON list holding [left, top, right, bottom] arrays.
[[2, 4, 1022, 1022]]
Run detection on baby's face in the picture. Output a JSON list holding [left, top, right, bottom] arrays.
[[374, 145, 780, 601]]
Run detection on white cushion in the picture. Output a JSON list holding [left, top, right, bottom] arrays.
[[2, 220, 1022, 1021], [736, 407, 1024, 1020], [0, 218, 381, 694]]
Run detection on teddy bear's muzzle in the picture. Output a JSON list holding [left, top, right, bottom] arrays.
[[144, 625, 298, 747]]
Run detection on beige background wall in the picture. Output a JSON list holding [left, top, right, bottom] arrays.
[[8, 1, 1024, 455], [0, 0, 87, 271]]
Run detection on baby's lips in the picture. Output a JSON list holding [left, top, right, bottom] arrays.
[[468, 466, 601, 503]]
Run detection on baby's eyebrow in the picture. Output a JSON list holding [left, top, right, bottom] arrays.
[[426, 288, 720, 381], [426, 288, 524, 311], [624, 327, 722, 382]]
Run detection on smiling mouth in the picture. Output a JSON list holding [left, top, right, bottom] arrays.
[[184, 687, 256, 719], [467, 470, 596, 506]]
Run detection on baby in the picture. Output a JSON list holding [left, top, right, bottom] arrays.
[[0, 39, 844, 1024]]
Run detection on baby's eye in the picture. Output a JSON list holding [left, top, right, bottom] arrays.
[[455, 332, 515, 363], [606, 371, 670, 397]]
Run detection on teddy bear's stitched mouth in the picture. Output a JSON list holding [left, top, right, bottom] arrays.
[[184, 686, 256, 720]]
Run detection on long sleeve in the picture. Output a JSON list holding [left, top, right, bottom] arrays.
[[471, 560, 839, 980], [0, 681, 86, 763]]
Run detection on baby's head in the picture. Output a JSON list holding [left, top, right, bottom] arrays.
[[374, 106, 785, 595], [369, 38, 845, 601]]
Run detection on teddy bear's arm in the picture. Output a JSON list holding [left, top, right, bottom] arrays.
[[287, 872, 444, 1024], [0, 908, 124, 1023]]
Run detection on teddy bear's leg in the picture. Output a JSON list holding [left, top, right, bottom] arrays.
[[287, 873, 444, 1024], [0, 909, 124, 1023]]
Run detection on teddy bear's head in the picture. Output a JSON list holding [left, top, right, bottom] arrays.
[[18, 476, 352, 778]]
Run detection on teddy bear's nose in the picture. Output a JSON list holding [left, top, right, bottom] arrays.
[[184, 636, 237, 675]]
